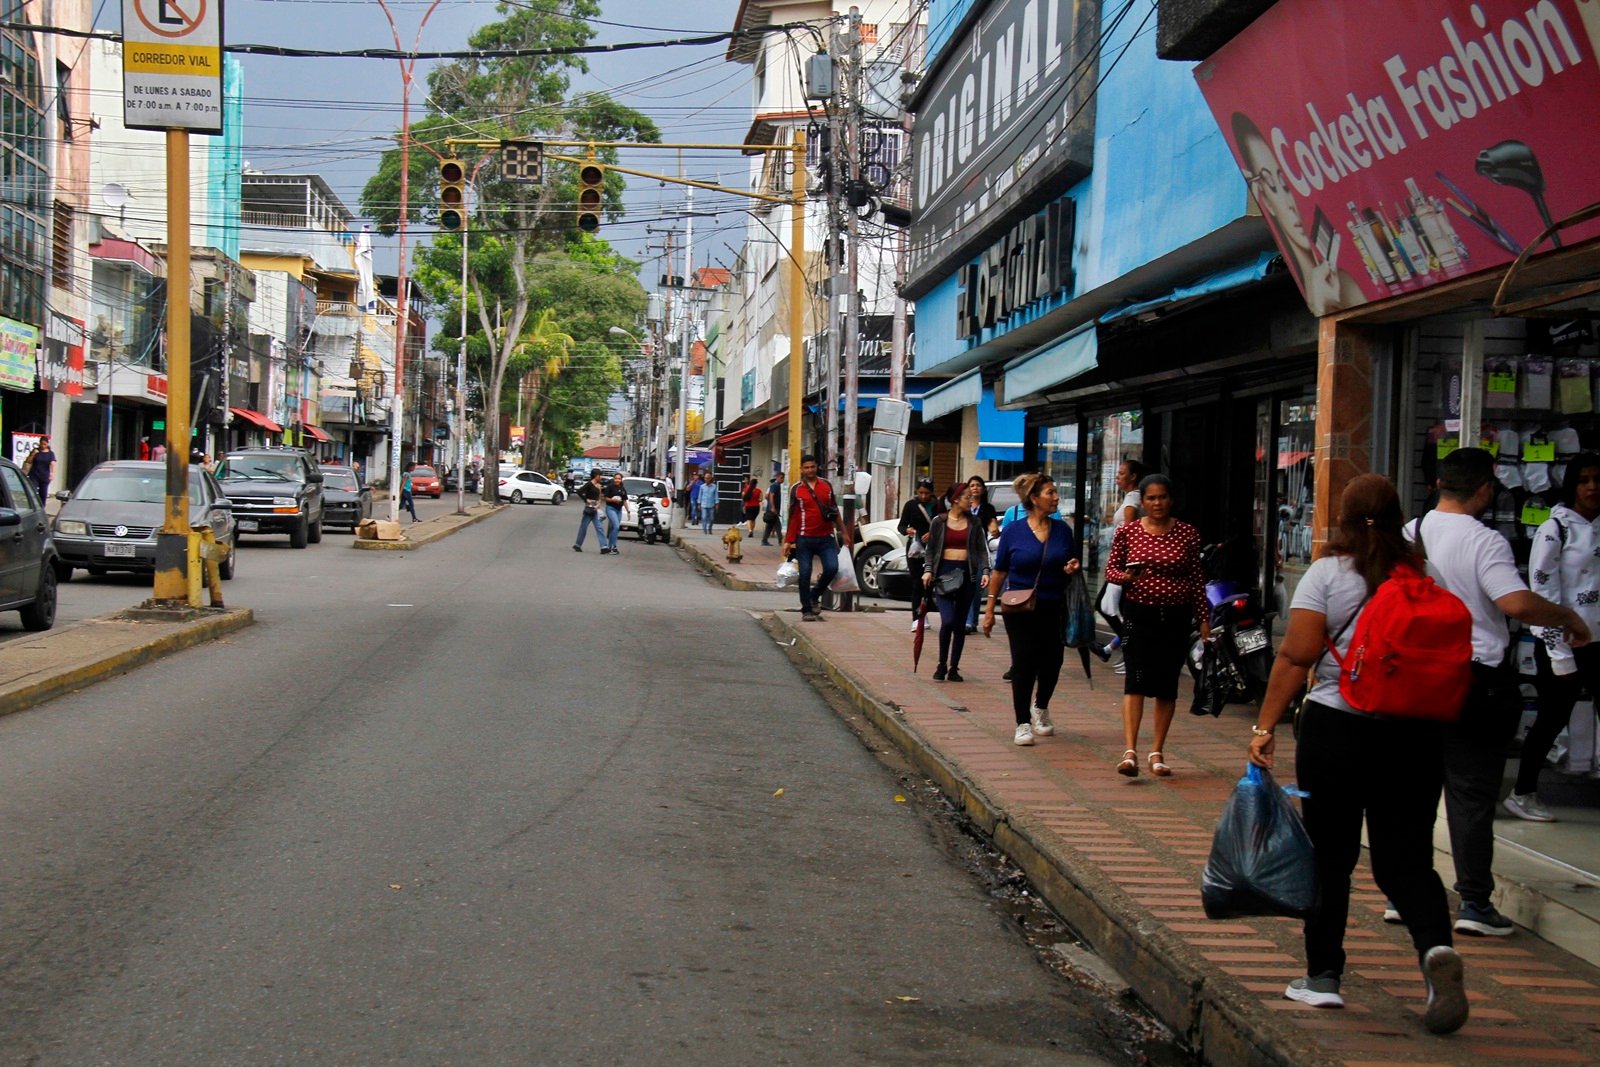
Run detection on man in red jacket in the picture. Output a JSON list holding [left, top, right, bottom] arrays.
[[782, 454, 852, 621]]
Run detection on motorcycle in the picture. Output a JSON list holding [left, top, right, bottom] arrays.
[[1187, 540, 1275, 716], [636, 493, 661, 544]]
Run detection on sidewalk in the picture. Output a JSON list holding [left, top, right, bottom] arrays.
[[350, 501, 505, 551], [676, 526, 1600, 1066]]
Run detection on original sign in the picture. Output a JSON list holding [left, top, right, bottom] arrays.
[[906, 0, 1097, 298], [41, 312, 87, 397], [1193, 0, 1600, 315], [956, 198, 1076, 341], [122, 0, 224, 134]]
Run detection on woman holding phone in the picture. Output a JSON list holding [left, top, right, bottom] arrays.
[[1104, 474, 1208, 776]]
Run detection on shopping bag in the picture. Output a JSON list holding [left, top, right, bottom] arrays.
[[1201, 764, 1318, 920], [775, 560, 800, 588], [829, 563, 861, 593]]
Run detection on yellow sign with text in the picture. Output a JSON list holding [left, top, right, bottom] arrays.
[[125, 43, 221, 75]]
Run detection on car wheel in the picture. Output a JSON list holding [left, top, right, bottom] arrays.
[[308, 517, 323, 544], [219, 540, 236, 580], [854, 543, 890, 597], [290, 516, 309, 549], [52, 560, 72, 583], [553, 491, 565, 505], [19, 564, 57, 631], [511, 490, 524, 504]]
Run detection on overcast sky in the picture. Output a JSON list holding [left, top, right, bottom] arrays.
[[107, 0, 757, 282]]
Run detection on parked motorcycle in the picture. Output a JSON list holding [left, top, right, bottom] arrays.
[[1187, 541, 1275, 716], [636, 494, 661, 544]]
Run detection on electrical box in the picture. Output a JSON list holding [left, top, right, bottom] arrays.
[[867, 430, 905, 466], [873, 397, 912, 437], [805, 52, 836, 101]]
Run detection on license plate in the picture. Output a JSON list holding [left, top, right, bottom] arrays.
[[1235, 627, 1268, 654], [104, 542, 137, 558], [238, 519, 259, 532]]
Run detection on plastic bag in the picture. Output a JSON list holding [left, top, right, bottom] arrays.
[[829, 562, 860, 593], [775, 560, 800, 588], [1061, 569, 1096, 647], [1201, 764, 1318, 920], [1187, 643, 1226, 718]]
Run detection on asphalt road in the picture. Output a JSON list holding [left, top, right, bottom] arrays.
[[0, 499, 1135, 1065]]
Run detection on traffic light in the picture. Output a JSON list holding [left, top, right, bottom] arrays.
[[439, 158, 466, 231], [577, 160, 604, 234]]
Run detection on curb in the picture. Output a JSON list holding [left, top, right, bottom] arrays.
[[0, 608, 255, 720], [351, 504, 507, 551], [770, 611, 1337, 1067], [672, 533, 776, 591]]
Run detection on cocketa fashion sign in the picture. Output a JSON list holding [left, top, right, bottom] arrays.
[[1193, 0, 1600, 316]]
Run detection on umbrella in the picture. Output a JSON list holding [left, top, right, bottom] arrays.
[[1061, 569, 1097, 688], [911, 589, 932, 673]]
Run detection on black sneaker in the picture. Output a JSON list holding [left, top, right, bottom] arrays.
[[946, 667, 964, 682], [1002, 668, 1014, 681], [572, 545, 582, 552], [932, 664, 947, 682]]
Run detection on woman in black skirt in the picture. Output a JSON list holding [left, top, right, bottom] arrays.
[[1103, 474, 1209, 776]]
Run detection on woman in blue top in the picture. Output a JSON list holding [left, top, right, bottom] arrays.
[[981, 472, 1080, 746]]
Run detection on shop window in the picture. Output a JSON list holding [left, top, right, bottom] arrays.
[[1083, 412, 1144, 578], [1258, 395, 1317, 633]]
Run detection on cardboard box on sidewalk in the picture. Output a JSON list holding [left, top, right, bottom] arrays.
[[356, 519, 403, 541]]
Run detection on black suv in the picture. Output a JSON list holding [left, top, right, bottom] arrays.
[[217, 448, 326, 548]]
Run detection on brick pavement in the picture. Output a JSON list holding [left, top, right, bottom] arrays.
[[671, 527, 1600, 1066]]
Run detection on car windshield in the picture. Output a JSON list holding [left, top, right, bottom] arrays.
[[624, 478, 665, 497], [413, 466, 437, 478], [220, 456, 301, 482], [323, 470, 360, 491], [76, 469, 207, 503]]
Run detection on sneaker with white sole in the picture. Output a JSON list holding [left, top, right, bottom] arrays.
[[1503, 791, 1556, 822], [1013, 722, 1035, 746], [1284, 973, 1344, 1009], [1382, 901, 1403, 924], [1455, 900, 1514, 936], [1112, 660, 1126, 675], [1030, 705, 1055, 736], [1421, 945, 1469, 1034]]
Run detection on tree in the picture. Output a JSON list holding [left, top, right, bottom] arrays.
[[360, 0, 658, 500]]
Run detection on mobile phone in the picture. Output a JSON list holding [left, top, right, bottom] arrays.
[[1126, 559, 1148, 574]]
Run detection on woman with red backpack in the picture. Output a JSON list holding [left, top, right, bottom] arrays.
[[1245, 474, 1470, 1035]]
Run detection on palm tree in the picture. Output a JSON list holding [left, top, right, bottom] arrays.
[[517, 308, 575, 470]]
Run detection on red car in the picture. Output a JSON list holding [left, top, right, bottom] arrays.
[[410, 465, 442, 498]]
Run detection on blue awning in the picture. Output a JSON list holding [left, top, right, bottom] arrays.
[[834, 391, 923, 412], [1003, 323, 1098, 402], [975, 387, 1026, 462], [921, 369, 981, 421], [1097, 251, 1280, 325]]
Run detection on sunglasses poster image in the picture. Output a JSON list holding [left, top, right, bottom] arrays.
[[1195, 0, 1600, 316]]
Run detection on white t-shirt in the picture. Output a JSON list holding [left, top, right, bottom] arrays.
[[1292, 555, 1368, 714], [1408, 511, 1527, 664], [1116, 490, 1141, 527]]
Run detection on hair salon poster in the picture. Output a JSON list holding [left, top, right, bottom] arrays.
[[1193, 0, 1600, 316]]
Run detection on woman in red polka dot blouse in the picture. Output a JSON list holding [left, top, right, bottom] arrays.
[[1104, 474, 1210, 777]]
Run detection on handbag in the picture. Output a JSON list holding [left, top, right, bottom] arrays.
[[933, 567, 965, 596], [999, 587, 1037, 615], [583, 502, 598, 516]]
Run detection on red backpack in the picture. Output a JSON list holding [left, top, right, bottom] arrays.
[[1324, 560, 1473, 722]]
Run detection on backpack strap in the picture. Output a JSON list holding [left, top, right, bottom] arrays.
[[1318, 590, 1373, 672]]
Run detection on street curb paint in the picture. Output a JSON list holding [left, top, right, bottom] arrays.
[[769, 611, 1337, 1067], [0, 608, 255, 719], [351, 504, 508, 551], [672, 534, 775, 592]]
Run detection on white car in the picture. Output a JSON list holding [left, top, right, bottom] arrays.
[[615, 477, 674, 538], [499, 470, 567, 505]]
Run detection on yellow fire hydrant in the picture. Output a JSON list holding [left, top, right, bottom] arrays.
[[722, 524, 744, 563]]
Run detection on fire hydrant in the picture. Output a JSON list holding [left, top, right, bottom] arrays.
[[722, 524, 744, 563]]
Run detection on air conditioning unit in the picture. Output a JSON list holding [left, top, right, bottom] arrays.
[[867, 430, 904, 466]]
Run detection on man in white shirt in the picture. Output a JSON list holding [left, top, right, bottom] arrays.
[[1412, 449, 1589, 936]]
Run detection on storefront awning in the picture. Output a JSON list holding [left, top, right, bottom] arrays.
[[1097, 252, 1280, 326], [302, 424, 333, 443], [716, 408, 789, 448], [833, 391, 923, 412], [229, 407, 283, 432], [920, 369, 981, 421], [1003, 324, 1098, 402], [975, 388, 1027, 462]]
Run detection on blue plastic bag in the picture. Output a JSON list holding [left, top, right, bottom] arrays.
[[1201, 764, 1318, 920]]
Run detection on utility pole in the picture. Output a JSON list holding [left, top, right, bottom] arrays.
[[673, 187, 693, 517], [886, 58, 918, 525], [824, 28, 845, 478], [657, 229, 674, 481], [843, 6, 864, 492]]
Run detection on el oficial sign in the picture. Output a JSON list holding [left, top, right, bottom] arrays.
[[121, 0, 223, 134]]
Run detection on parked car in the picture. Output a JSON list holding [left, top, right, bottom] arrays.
[[870, 545, 918, 603], [499, 469, 567, 504], [410, 464, 443, 498], [320, 465, 373, 529], [851, 517, 906, 597], [442, 467, 481, 493], [615, 477, 674, 537], [0, 456, 58, 629], [216, 448, 325, 549], [52, 460, 235, 582]]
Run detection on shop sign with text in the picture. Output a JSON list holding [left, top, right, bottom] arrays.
[[42, 312, 87, 397], [957, 198, 1076, 341], [1195, 0, 1600, 315], [0, 316, 39, 393]]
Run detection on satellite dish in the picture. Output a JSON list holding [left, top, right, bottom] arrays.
[[101, 183, 130, 209]]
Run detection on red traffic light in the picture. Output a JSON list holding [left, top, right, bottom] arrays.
[[440, 159, 465, 184], [579, 164, 604, 187]]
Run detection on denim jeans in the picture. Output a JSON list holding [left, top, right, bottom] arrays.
[[575, 508, 606, 548], [400, 490, 418, 521], [794, 535, 839, 613], [605, 505, 623, 550], [701, 505, 715, 535]]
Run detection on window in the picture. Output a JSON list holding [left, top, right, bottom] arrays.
[[51, 200, 71, 290], [0, 464, 35, 511], [1, 19, 46, 324], [55, 60, 69, 140], [858, 23, 878, 45]]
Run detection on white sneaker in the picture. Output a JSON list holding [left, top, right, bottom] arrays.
[[1284, 974, 1344, 1009], [1013, 723, 1035, 746], [1030, 705, 1055, 736], [1113, 660, 1126, 675], [1503, 791, 1556, 822]]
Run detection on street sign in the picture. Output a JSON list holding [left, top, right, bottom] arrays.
[[121, 0, 224, 134], [500, 140, 544, 184]]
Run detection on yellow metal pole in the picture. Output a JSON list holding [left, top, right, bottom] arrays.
[[787, 130, 806, 482], [153, 129, 193, 604]]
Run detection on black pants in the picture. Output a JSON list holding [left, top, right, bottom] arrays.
[[1003, 598, 1064, 725], [1443, 663, 1521, 905], [1121, 601, 1191, 701], [1521, 643, 1599, 794], [933, 562, 976, 669], [1297, 701, 1452, 977]]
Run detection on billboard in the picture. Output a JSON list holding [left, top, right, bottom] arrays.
[[1194, 0, 1600, 315]]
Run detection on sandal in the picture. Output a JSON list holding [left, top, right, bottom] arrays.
[[1117, 750, 1138, 777], [1148, 751, 1172, 777]]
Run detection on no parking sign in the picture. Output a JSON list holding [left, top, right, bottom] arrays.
[[121, 0, 224, 133]]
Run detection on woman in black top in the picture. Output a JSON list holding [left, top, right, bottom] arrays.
[[964, 475, 998, 632], [899, 479, 939, 591], [923, 483, 991, 682]]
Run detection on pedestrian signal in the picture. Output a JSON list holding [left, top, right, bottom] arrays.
[[439, 158, 466, 231], [577, 162, 604, 234]]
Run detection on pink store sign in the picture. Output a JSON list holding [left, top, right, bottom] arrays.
[[1194, 0, 1600, 316]]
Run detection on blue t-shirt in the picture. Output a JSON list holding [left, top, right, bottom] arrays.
[[994, 517, 1076, 601]]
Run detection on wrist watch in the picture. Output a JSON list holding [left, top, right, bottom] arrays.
[[1251, 724, 1273, 737]]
